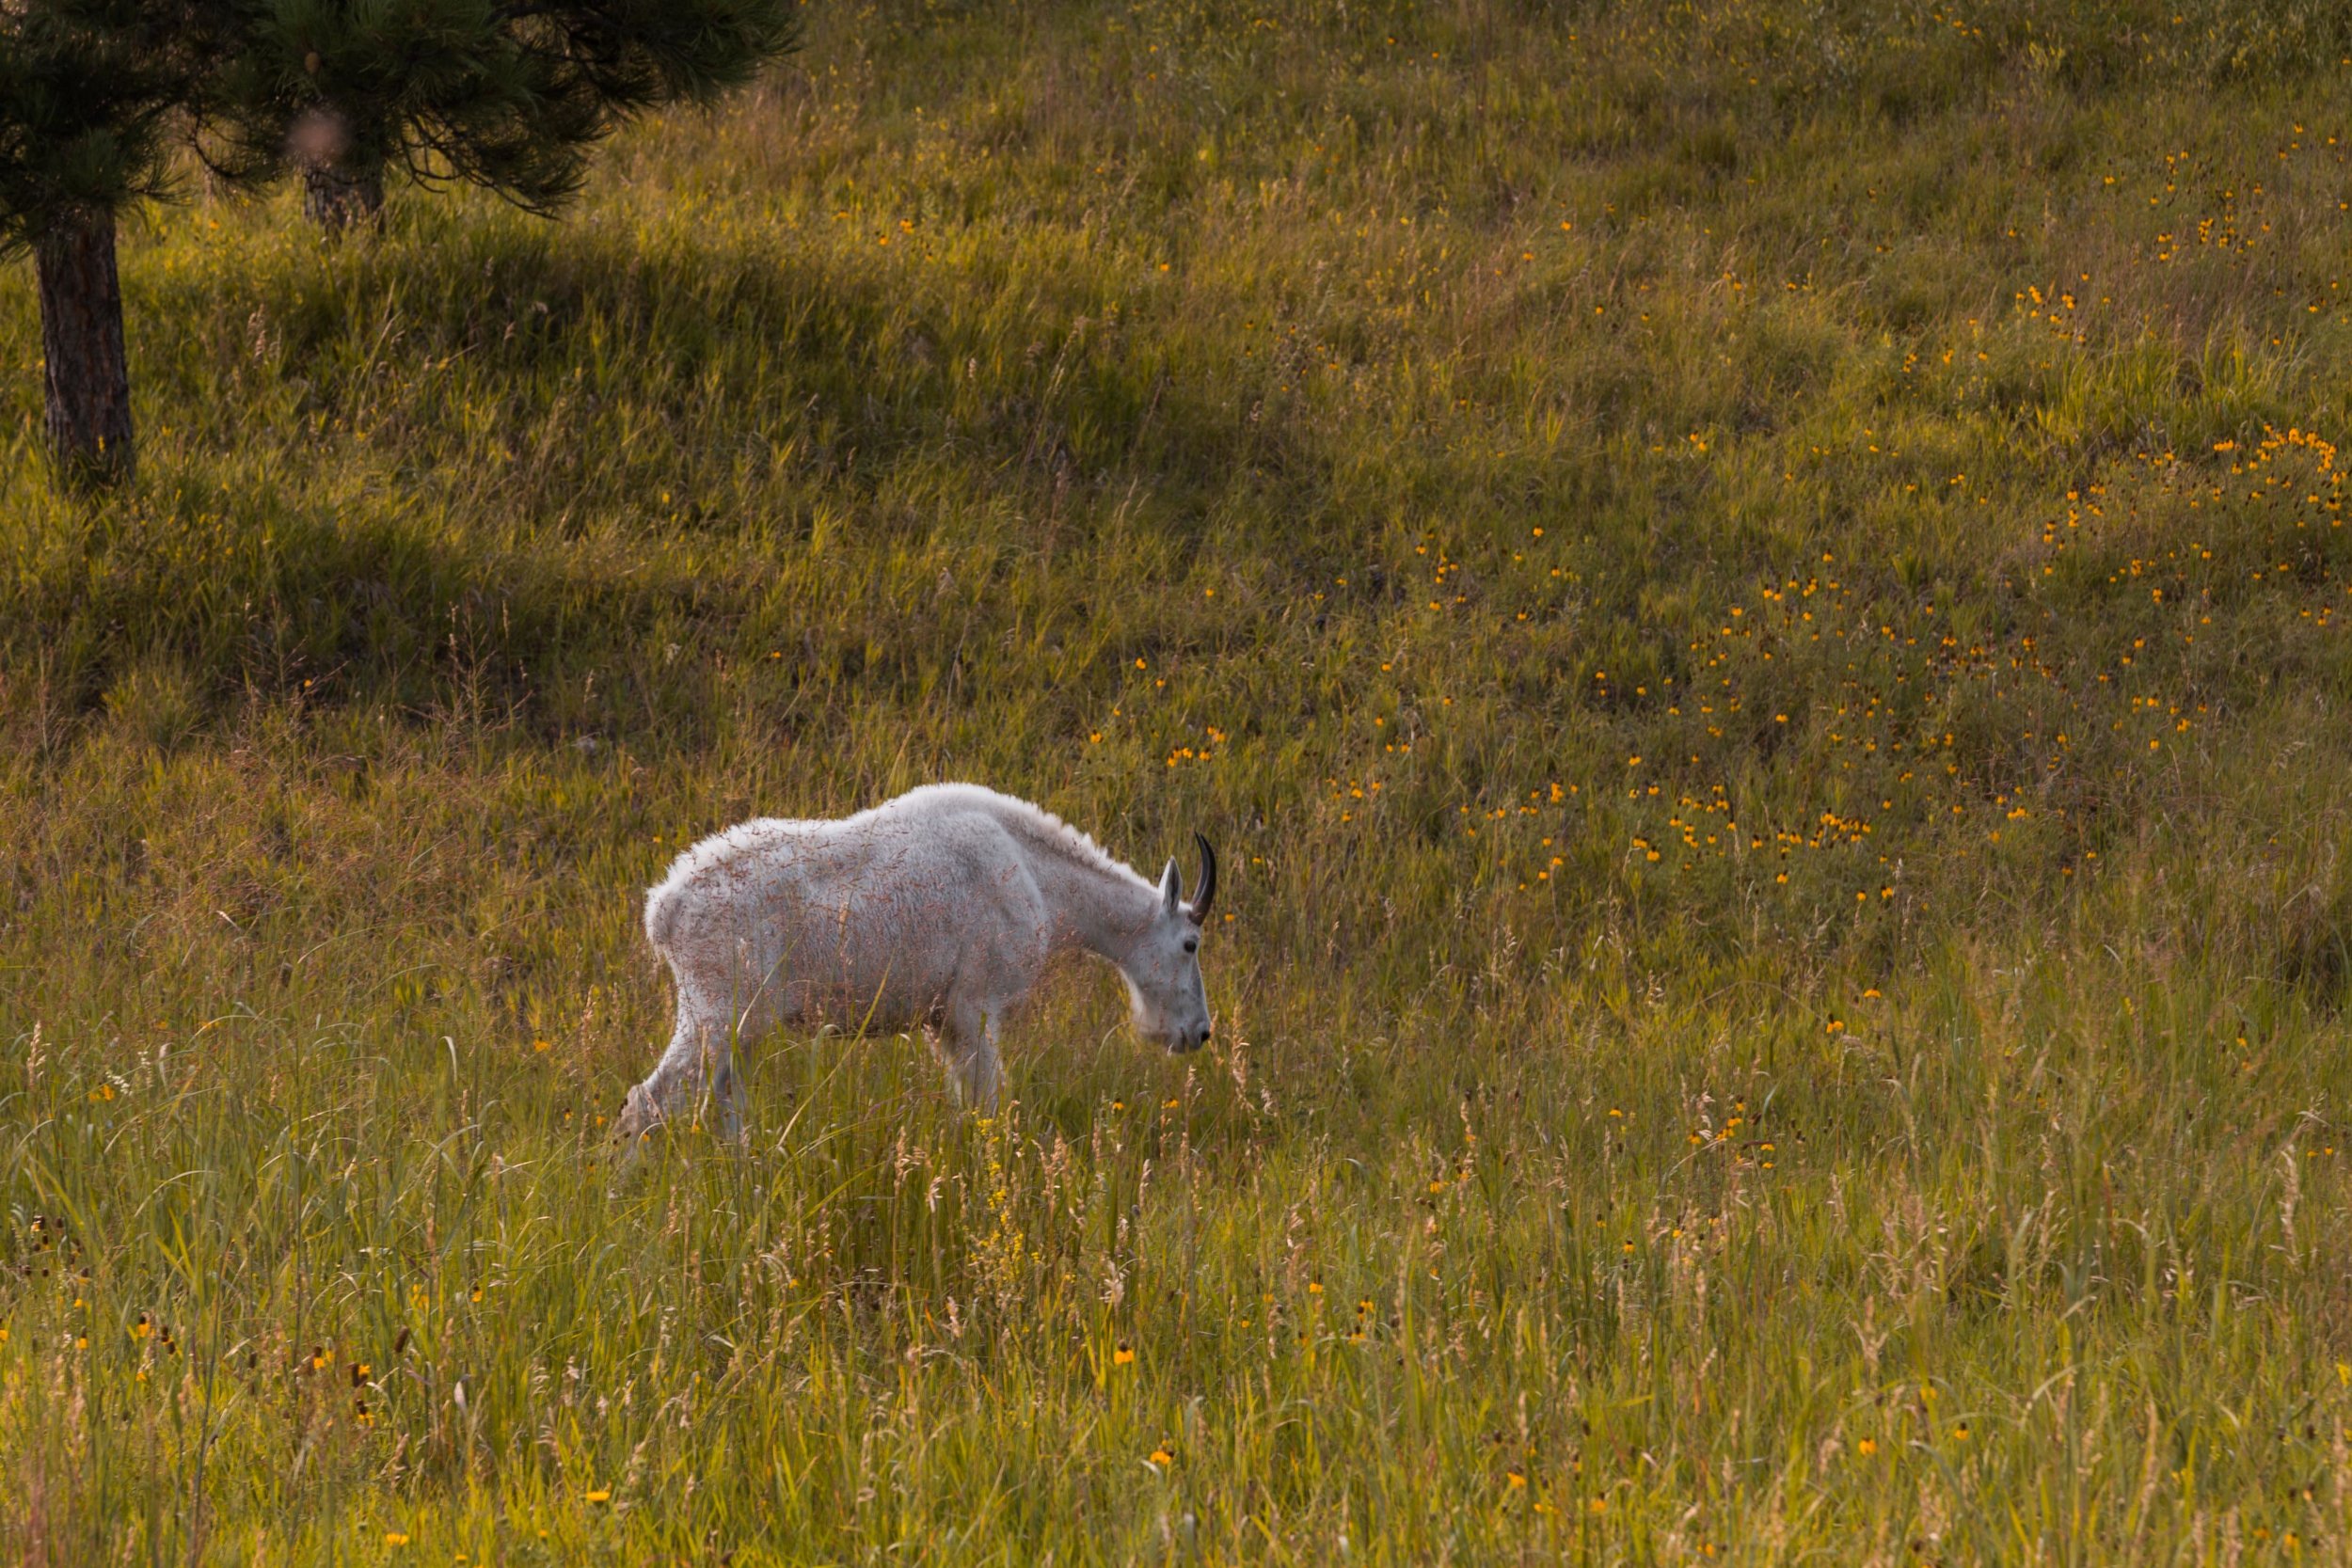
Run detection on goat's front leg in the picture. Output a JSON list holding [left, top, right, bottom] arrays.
[[938, 998, 1003, 1114]]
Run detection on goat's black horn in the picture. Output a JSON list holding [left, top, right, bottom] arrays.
[[1189, 832, 1217, 924]]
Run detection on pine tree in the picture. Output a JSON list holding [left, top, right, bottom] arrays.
[[0, 0, 236, 487], [2, 0, 802, 490], [218, 0, 803, 232]]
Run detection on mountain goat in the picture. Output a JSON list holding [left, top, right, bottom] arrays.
[[616, 784, 1217, 1142]]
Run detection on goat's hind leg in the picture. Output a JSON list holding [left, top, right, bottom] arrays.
[[708, 1050, 746, 1144], [618, 995, 738, 1149]]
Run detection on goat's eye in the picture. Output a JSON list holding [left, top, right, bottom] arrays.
[[1183, 938, 1198, 954]]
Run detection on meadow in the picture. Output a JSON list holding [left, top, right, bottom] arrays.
[[12, 0, 2352, 1559]]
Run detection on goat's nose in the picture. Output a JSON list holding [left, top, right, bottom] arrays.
[[1196, 1023, 1213, 1046]]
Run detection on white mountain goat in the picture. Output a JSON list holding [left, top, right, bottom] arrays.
[[616, 784, 1217, 1142]]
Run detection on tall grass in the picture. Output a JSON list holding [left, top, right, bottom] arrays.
[[10, 0, 2352, 1559]]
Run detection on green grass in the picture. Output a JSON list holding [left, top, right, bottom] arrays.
[[13, 0, 2352, 1559]]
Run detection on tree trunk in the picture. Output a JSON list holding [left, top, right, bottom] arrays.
[[36, 206, 135, 491], [304, 161, 386, 233]]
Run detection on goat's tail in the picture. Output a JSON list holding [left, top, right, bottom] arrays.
[[644, 875, 685, 953]]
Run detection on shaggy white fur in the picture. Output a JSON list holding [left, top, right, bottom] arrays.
[[618, 784, 1216, 1141]]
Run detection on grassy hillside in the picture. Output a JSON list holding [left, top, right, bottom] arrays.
[[11, 0, 2352, 1559]]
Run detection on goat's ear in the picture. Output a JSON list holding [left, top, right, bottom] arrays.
[[1159, 858, 1183, 914]]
